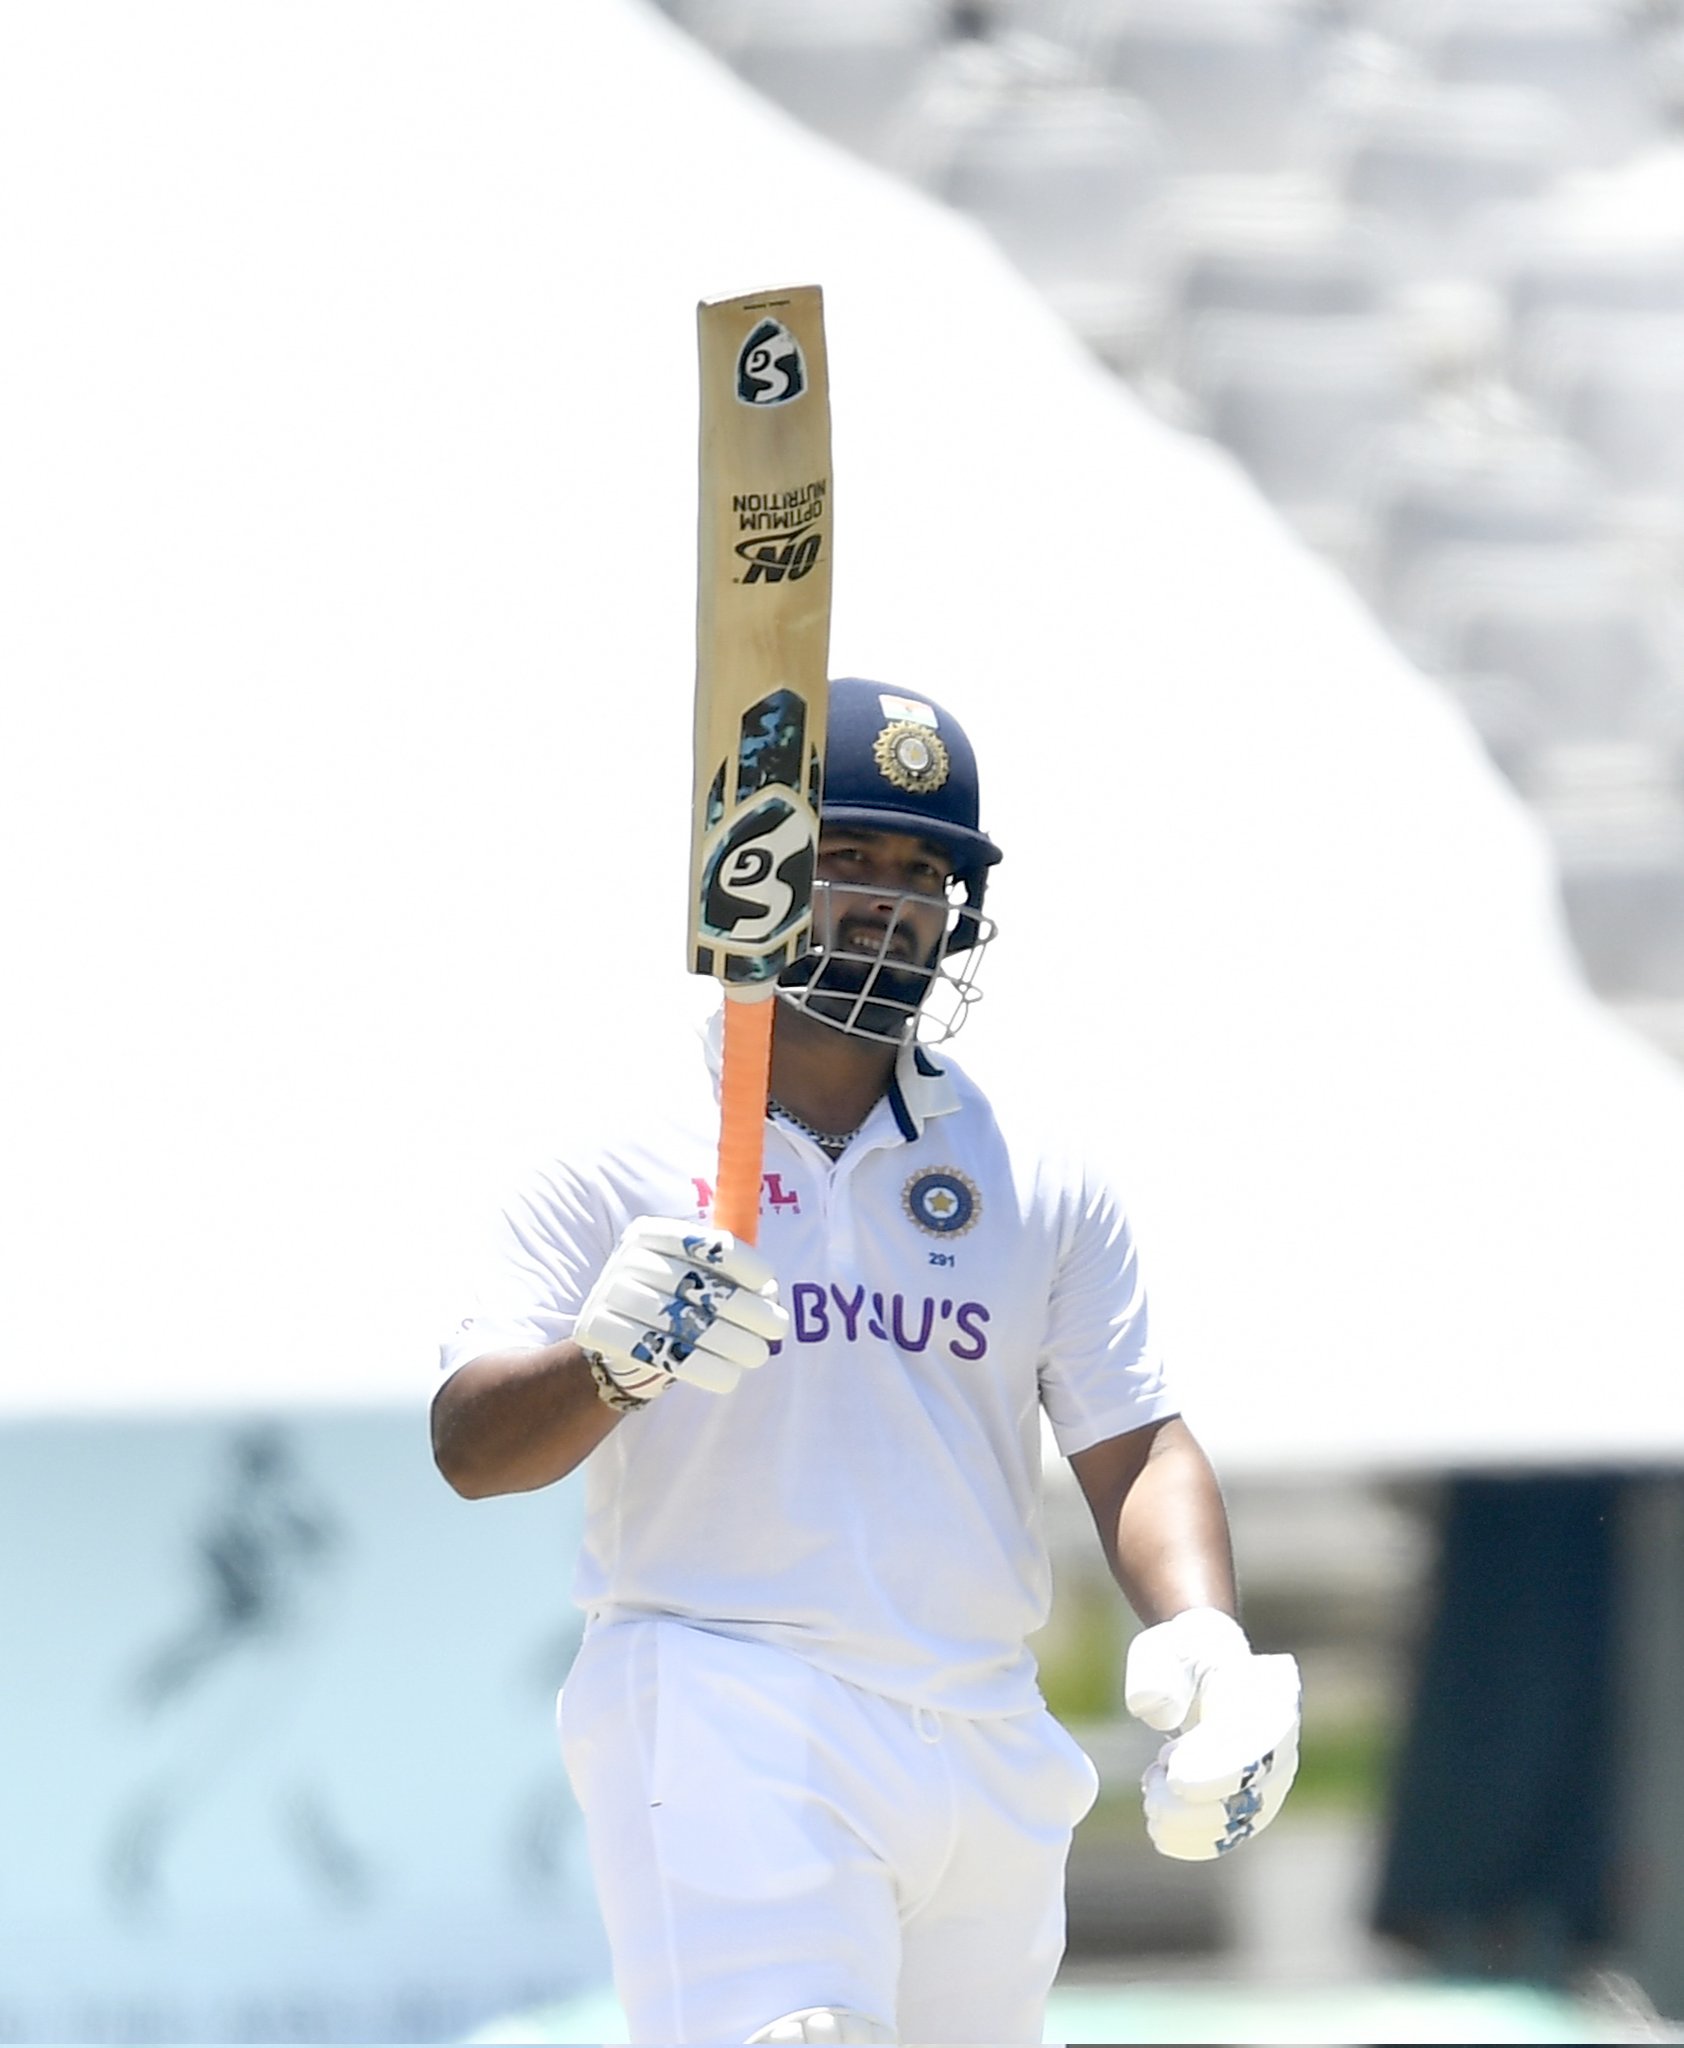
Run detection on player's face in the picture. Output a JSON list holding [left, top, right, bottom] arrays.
[[813, 828, 955, 966], [787, 827, 958, 1040], [779, 822, 991, 1045]]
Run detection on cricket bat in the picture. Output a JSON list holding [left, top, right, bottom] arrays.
[[688, 285, 834, 1243]]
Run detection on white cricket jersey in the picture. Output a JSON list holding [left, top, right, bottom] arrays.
[[438, 1011, 1178, 1717]]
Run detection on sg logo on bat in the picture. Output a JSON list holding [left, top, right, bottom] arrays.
[[736, 317, 807, 407], [700, 797, 814, 950]]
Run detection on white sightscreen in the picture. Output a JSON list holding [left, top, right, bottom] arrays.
[[3, 0, 1682, 1468]]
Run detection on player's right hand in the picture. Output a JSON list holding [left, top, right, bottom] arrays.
[[574, 1216, 788, 1406], [1124, 1607, 1301, 1861]]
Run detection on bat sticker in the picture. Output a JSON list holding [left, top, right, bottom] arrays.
[[735, 689, 806, 797], [735, 529, 823, 584], [736, 317, 807, 407], [699, 797, 815, 952]]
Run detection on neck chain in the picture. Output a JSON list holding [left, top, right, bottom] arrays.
[[768, 1094, 880, 1159]]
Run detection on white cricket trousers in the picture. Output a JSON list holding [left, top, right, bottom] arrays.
[[557, 1617, 1099, 2046]]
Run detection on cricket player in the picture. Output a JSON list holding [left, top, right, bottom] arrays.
[[433, 678, 1301, 2046]]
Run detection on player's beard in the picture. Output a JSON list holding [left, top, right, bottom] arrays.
[[778, 903, 942, 1043]]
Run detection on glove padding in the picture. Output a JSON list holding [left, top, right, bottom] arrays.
[[574, 1217, 788, 1404], [1124, 1607, 1301, 1861]]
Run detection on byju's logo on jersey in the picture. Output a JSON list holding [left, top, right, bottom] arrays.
[[736, 317, 806, 406], [903, 1167, 982, 1239]]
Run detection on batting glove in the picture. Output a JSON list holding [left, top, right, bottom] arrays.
[[574, 1217, 788, 1407], [1125, 1607, 1301, 1861]]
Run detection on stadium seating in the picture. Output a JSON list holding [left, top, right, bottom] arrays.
[[1321, 81, 1570, 282], [1521, 739, 1684, 994], [927, 86, 1173, 327], [1065, 0, 1327, 176], [1361, 419, 1603, 616], [1394, 543, 1684, 744], [1178, 310, 1414, 521], [662, 0, 948, 165], [1171, 204, 1394, 325], [1502, 217, 1684, 353], [1518, 310, 1684, 502], [1416, 0, 1663, 168]]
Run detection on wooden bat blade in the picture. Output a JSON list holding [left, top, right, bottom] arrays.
[[689, 283, 834, 1243], [689, 284, 833, 992]]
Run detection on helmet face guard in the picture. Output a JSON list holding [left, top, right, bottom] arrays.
[[777, 878, 998, 1045], [776, 679, 1003, 1046]]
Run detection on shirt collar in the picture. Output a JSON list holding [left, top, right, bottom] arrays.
[[701, 1004, 958, 1140], [887, 1038, 958, 1139]]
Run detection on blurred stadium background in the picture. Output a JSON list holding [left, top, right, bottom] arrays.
[[6, 0, 1684, 2042], [664, 0, 1684, 1053]]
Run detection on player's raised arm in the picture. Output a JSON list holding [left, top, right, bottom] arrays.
[[432, 1219, 788, 1499], [431, 1339, 620, 1499]]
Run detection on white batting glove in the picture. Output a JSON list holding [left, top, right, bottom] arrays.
[[574, 1217, 788, 1407], [1124, 1607, 1301, 1861]]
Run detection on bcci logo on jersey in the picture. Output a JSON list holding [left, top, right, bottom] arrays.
[[903, 1168, 982, 1239]]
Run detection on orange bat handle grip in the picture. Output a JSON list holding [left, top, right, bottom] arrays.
[[715, 991, 776, 1243]]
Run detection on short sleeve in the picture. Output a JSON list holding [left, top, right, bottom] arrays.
[[1037, 1171, 1179, 1458], [436, 1158, 616, 1383]]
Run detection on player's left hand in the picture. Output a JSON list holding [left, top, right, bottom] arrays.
[[1124, 1607, 1301, 1861]]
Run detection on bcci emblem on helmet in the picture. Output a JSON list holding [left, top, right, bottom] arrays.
[[902, 1168, 982, 1238], [874, 721, 951, 794]]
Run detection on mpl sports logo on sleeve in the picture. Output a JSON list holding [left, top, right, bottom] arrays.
[[735, 316, 806, 406]]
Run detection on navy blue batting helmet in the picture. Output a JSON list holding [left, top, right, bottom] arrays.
[[820, 678, 1002, 952]]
